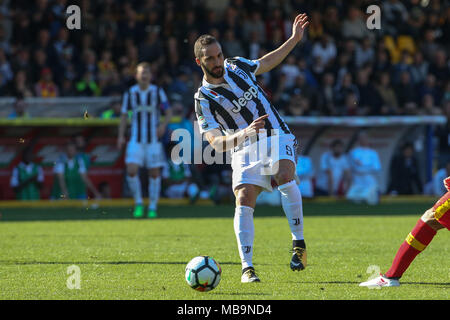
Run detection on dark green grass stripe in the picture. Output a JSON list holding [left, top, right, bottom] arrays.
[[0, 202, 431, 222]]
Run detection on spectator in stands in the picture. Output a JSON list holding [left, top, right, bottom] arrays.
[[432, 161, 450, 196], [8, 96, 30, 119], [318, 72, 337, 115], [395, 71, 417, 111], [222, 28, 245, 57], [409, 51, 429, 85], [34, 68, 59, 97], [315, 139, 351, 197], [383, 0, 409, 36], [419, 73, 442, 105], [7, 70, 33, 97], [51, 141, 101, 200], [346, 131, 381, 205], [101, 99, 124, 119], [75, 71, 100, 96], [0, 0, 447, 120], [420, 93, 442, 115], [374, 72, 399, 115], [356, 69, 383, 115], [0, 48, 13, 85], [355, 37, 375, 68], [341, 6, 370, 41], [280, 55, 301, 90], [10, 148, 44, 200], [334, 72, 359, 111], [311, 34, 337, 68], [388, 142, 423, 195], [429, 49, 450, 87]]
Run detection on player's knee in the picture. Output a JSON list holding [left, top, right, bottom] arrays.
[[274, 169, 293, 186], [127, 166, 138, 177], [235, 186, 256, 208], [421, 209, 445, 231]]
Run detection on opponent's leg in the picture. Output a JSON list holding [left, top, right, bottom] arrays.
[[360, 192, 449, 288], [126, 163, 144, 218], [147, 167, 161, 218], [234, 184, 262, 282], [274, 159, 306, 271]]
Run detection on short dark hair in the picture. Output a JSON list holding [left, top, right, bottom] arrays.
[[194, 34, 218, 59]]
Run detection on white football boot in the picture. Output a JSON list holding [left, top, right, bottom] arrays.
[[241, 267, 261, 283], [359, 274, 400, 288]]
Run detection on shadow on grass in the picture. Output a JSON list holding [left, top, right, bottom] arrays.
[[0, 260, 242, 266], [296, 280, 450, 287], [0, 201, 433, 222], [210, 292, 272, 296]]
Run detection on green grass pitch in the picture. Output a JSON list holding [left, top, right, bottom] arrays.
[[0, 204, 448, 300]]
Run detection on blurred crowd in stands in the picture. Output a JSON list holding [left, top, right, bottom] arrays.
[[1, 0, 449, 117]]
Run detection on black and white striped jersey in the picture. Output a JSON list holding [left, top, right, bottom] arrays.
[[194, 56, 291, 137], [121, 84, 170, 144]]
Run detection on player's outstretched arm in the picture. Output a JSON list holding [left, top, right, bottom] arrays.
[[255, 13, 309, 75], [205, 114, 269, 152]]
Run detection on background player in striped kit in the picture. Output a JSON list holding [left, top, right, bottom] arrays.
[[118, 62, 172, 218], [194, 13, 309, 283]]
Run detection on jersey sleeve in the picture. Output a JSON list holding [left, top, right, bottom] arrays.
[[235, 57, 260, 75], [121, 90, 130, 114], [158, 88, 170, 111], [194, 93, 221, 134]]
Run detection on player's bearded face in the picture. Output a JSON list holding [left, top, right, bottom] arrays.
[[202, 62, 224, 78]]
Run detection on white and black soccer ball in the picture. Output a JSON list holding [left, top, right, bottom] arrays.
[[185, 256, 221, 292]]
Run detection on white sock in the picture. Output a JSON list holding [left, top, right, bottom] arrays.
[[149, 176, 161, 211], [278, 180, 304, 240], [234, 205, 255, 269], [127, 175, 142, 205]]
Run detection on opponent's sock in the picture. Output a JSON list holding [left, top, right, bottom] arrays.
[[278, 180, 304, 241], [126, 175, 142, 205], [149, 176, 161, 211], [385, 219, 436, 279], [234, 205, 255, 270]]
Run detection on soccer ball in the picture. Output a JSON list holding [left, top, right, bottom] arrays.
[[185, 256, 221, 292]]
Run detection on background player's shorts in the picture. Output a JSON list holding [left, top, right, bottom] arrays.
[[231, 134, 297, 192], [433, 191, 450, 230], [125, 141, 166, 169]]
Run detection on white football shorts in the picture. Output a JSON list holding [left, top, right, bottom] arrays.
[[125, 141, 166, 168], [231, 133, 298, 192]]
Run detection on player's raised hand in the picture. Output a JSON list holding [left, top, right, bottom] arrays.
[[291, 13, 309, 43], [245, 114, 269, 136]]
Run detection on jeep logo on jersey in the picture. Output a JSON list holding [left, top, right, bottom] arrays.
[[231, 85, 258, 113]]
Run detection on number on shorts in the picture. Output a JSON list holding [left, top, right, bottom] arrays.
[[286, 145, 293, 156]]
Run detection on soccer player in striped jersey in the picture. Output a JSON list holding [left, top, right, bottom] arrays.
[[118, 62, 172, 218], [193, 14, 309, 283], [360, 176, 450, 288]]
